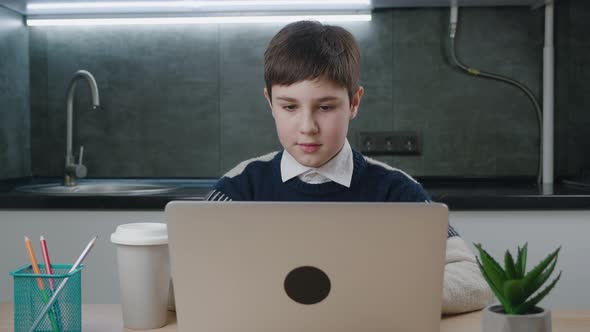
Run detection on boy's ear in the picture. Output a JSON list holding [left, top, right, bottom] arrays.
[[349, 86, 364, 120], [263, 87, 273, 112]]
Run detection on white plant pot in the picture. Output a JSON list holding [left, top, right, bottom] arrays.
[[482, 304, 552, 332]]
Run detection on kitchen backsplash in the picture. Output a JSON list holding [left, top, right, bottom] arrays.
[[2, 1, 589, 179], [0, 6, 30, 179]]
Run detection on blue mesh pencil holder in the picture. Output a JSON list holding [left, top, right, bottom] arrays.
[[10, 264, 84, 332]]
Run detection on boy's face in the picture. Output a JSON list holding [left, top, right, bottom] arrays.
[[264, 78, 364, 168]]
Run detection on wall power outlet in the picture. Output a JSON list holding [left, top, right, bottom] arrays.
[[358, 131, 421, 155]]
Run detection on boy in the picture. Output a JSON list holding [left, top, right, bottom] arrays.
[[207, 20, 493, 314]]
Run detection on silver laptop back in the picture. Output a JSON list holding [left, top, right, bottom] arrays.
[[166, 201, 448, 332]]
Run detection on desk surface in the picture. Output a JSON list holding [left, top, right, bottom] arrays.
[[1, 303, 589, 332]]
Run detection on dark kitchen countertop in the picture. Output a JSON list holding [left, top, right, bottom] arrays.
[[423, 178, 590, 210], [0, 177, 589, 210], [0, 177, 215, 210]]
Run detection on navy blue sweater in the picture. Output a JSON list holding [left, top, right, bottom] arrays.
[[207, 149, 459, 237]]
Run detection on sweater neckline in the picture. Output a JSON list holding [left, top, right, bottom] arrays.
[[274, 150, 367, 195]]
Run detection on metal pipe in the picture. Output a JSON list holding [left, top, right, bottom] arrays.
[[543, 2, 555, 188]]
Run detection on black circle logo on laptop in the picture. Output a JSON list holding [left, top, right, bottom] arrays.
[[284, 266, 331, 305]]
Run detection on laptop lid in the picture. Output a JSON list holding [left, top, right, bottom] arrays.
[[166, 201, 448, 332]]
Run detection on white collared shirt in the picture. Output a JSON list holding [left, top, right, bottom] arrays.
[[280, 139, 353, 188]]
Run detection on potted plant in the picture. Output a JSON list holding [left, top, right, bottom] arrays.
[[474, 243, 562, 332]]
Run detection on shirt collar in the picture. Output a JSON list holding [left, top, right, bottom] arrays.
[[280, 139, 354, 188]]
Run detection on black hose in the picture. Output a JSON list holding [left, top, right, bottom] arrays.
[[449, 34, 543, 184]]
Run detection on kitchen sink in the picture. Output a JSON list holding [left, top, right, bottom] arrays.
[[16, 181, 179, 196]]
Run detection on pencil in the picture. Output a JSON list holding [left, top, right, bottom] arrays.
[[40, 235, 64, 331], [24, 236, 60, 332], [40, 236, 55, 289]]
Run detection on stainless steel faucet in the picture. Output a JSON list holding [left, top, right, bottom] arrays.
[[64, 70, 100, 186]]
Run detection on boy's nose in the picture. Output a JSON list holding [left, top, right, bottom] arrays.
[[299, 113, 319, 135]]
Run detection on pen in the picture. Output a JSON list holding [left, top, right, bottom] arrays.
[[24, 236, 60, 332], [40, 235, 64, 331], [29, 236, 98, 332]]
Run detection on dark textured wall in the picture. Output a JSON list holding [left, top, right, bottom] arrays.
[[0, 6, 30, 179], [27, 1, 589, 178], [556, 0, 590, 178]]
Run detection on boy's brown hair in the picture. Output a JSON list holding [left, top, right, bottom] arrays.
[[264, 20, 361, 104]]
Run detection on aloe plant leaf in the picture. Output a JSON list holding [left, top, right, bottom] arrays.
[[514, 271, 562, 315], [504, 279, 528, 307], [520, 243, 528, 278], [476, 257, 513, 313], [474, 243, 507, 291], [505, 250, 517, 280], [523, 247, 561, 287], [516, 243, 529, 278], [524, 255, 558, 296], [515, 245, 524, 278], [515, 245, 522, 277]]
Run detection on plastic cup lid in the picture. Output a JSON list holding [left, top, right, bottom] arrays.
[[110, 222, 168, 246]]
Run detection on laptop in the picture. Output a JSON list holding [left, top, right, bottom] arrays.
[[165, 201, 448, 332]]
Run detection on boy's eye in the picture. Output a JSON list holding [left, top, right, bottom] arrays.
[[282, 105, 298, 112], [319, 105, 335, 111]]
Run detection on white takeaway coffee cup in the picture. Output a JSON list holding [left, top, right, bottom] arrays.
[[111, 222, 170, 330]]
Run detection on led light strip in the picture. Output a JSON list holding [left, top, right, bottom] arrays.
[[26, 14, 372, 26], [198, 0, 371, 6], [28, 1, 193, 10], [27, 1, 372, 11]]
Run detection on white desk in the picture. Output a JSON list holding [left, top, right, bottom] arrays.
[[2, 303, 589, 332]]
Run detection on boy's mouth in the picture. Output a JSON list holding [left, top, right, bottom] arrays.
[[298, 143, 321, 153]]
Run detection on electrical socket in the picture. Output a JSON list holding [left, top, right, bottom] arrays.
[[358, 131, 421, 155]]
